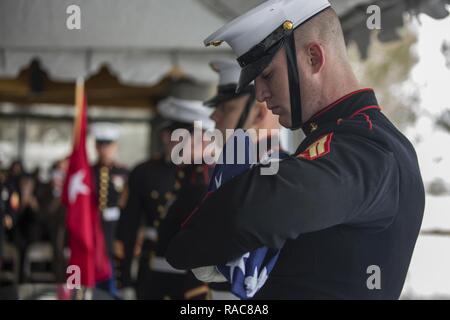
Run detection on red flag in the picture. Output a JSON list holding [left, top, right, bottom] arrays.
[[62, 78, 111, 287]]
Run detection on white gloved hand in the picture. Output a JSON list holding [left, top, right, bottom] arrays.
[[192, 266, 227, 283], [119, 287, 136, 300]]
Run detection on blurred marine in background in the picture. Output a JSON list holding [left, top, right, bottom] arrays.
[[91, 123, 128, 297], [118, 81, 215, 300], [116, 121, 178, 299], [195, 60, 289, 299]]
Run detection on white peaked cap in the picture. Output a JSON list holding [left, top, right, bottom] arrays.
[[204, 0, 331, 57], [210, 60, 242, 86], [157, 97, 216, 131], [91, 122, 121, 142]]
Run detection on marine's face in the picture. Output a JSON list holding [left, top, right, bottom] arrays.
[[189, 129, 213, 163], [210, 94, 251, 138], [160, 129, 178, 158], [96, 141, 118, 164], [255, 48, 293, 128]]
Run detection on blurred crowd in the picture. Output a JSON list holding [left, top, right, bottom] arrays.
[[0, 158, 69, 297], [0, 82, 233, 300]]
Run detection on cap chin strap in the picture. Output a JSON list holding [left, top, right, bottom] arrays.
[[235, 91, 256, 130], [284, 32, 303, 130]]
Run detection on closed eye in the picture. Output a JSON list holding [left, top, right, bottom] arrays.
[[262, 70, 273, 81]]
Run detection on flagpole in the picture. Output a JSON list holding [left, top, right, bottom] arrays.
[[73, 77, 85, 147]]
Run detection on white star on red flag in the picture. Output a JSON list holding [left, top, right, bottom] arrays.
[[68, 169, 90, 204]]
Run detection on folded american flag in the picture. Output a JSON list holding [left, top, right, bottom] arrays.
[[208, 132, 287, 299]]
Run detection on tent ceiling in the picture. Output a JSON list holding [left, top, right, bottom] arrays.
[[197, 0, 375, 20], [199, 0, 450, 59], [200, 0, 449, 19], [0, 0, 449, 86], [0, 0, 233, 85]]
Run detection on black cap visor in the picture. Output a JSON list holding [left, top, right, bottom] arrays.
[[236, 38, 285, 93], [205, 84, 254, 107], [95, 139, 116, 145]]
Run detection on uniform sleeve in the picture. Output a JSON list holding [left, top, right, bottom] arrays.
[[166, 133, 400, 269], [118, 167, 130, 209], [116, 168, 143, 286], [158, 183, 208, 256]]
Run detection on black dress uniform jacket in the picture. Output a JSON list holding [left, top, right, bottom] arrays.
[[156, 164, 212, 300], [92, 163, 128, 258], [117, 157, 177, 287], [166, 89, 425, 299], [157, 164, 211, 256], [118, 159, 210, 300]]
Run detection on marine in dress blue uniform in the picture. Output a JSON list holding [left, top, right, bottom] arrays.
[[118, 82, 215, 300], [166, 0, 425, 299], [116, 120, 179, 299], [192, 59, 290, 299], [90, 123, 128, 296]]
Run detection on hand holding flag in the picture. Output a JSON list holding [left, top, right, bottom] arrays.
[[193, 132, 283, 299]]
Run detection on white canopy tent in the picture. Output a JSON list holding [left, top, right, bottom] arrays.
[[0, 0, 234, 85], [1, 0, 448, 86]]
